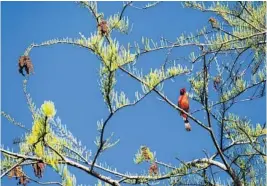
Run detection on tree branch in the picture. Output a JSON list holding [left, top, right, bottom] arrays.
[[90, 113, 113, 171], [1, 148, 121, 186]]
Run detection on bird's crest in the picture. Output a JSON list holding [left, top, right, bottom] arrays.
[[180, 88, 186, 95]]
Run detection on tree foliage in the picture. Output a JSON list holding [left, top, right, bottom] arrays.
[[1, 1, 266, 186]]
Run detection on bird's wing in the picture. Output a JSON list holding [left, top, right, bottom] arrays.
[[178, 96, 181, 108]]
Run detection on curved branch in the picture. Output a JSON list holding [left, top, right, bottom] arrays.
[[25, 174, 63, 186], [90, 112, 113, 171], [0, 148, 120, 186]]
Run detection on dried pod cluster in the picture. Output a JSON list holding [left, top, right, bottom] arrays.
[[33, 162, 46, 178], [141, 146, 151, 161], [149, 162, 158, 176], [98, 20, 109, 36], [8, 162, 46, 185], [213, 76, 221, 91], [141, 146, 159, 176], [8, 166, 29, 186], [18, 56, 34, 76], [209, 17, 218, 28], [8, 166, 23, 179]]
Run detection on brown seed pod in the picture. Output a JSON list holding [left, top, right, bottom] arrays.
[[18, 56, 34, 76], [141, 146, 151, 161], [213, 76, 221, 91], [8, 166, 23, 179], [18, 57, 25, 68], [98, 20, 109, 36], [8, 166, 29, 186], [209, 17, 218, 28], [33, 162, 46, 178], [25, 57, 33, 75], [149, 162, 158, 175], [37, 164, 44, 178]]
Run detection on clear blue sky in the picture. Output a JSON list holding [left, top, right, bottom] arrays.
[[1, 2, 266, 185]]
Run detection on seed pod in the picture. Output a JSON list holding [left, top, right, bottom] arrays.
[[209, 17, 218, 28], [213, 76, 221, 91], [25, 57, 33, 75], [32, 163, 45, 178], [141, 146, 151, 161], [8, 166, 29, 186], [98, 20, 109, 36], [149, 162, 158, 176], [8, 166, 23, 179], [18, 56, 34, 76]]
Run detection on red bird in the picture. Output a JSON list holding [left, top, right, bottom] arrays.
[[178, 88, 191, 131]]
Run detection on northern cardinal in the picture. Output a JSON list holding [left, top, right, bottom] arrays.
[[178, 88, 191, 131]]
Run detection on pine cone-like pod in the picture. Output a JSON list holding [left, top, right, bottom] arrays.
[[208, 17, 218, 28], [141, 146, 151, 161], [208, 17, 216, 23], [8, 166, 23, 179], [18, 56, 25, 69], [33, 162, 46, 178], [213, 76, 221, 91], [18, 56, 34, 76], [149, 162, 158, 175], [98, 20, 109, 36], [8, 166, 29, 186]]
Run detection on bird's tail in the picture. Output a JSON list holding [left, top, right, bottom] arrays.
[[183, 117, 191, 132], [180, 111, 191, 131]]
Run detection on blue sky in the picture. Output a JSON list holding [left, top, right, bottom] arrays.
[[1, 1, 266, 186]]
